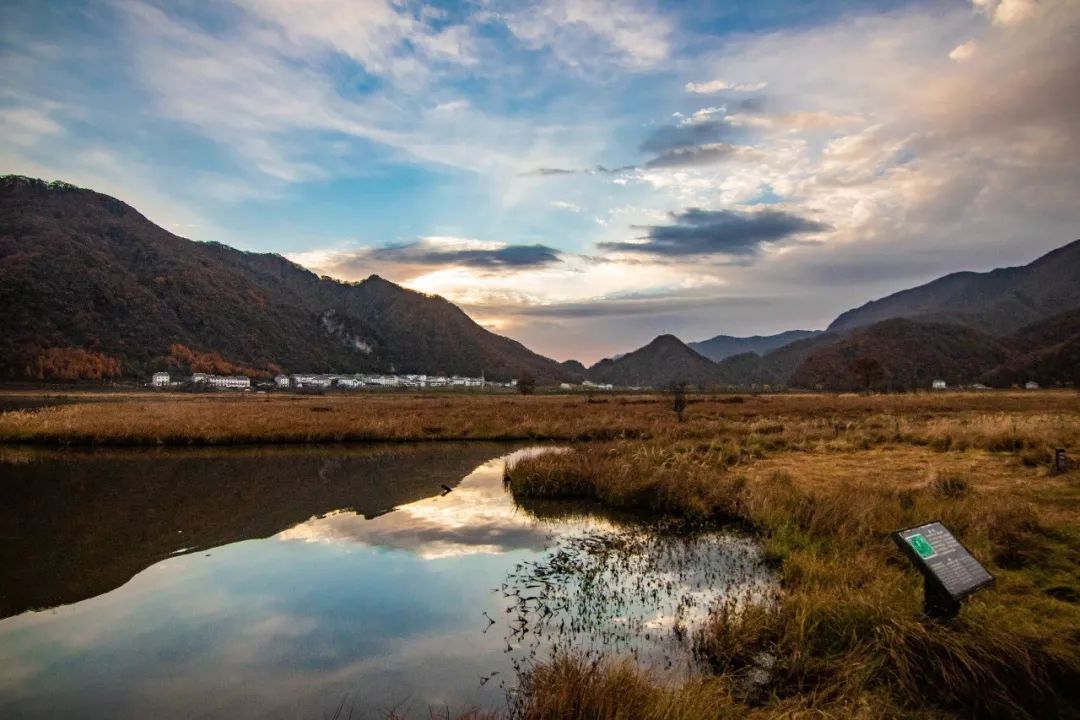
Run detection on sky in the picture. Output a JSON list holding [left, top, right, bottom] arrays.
[[2, 0, 1078, 364]]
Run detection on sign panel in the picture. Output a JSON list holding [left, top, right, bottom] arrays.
[[893, 521, 993, 601]]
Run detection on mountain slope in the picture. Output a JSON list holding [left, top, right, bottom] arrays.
[[689, 329, 822, 362], [982, 309, 1080, 387], [789, 319, 1014, 391], [586, 335, 720, 388], [828, 240, 1080, 335], [711, 331, 841, 387], [0, 175, 568, 382]]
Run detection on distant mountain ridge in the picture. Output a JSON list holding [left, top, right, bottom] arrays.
[[0, 175, 569, 382], [791, 311, 1080, 391], [689, 330, 822, 362], [828, 240, 1080, 335], [597, 241, 1080, 390], [586, 335, 720, 388]]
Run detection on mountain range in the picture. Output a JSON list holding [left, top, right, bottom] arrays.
[[0, 175, 567, 382], [2, 174, 1078, 389], [689, 330, 822, 362], [828, 240, 1080, 335], [584, 240, 1080, 390]]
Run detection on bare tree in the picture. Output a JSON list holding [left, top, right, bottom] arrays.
[[669, 381, 688, 422]]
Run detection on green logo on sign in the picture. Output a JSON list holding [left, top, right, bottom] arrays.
[[908, 533, 936, 559]]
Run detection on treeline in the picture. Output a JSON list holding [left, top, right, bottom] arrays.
[[33, 347, 123, 381], [164, 344, 278, 379]]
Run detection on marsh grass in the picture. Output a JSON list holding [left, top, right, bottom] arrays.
[[0, 389, 1076, 447], [504, 398, 1080, 719]]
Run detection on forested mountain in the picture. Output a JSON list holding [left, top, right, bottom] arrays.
[[828, 240, 1080, 335], [689, 329, 822, 362], [981, 309, 1080, 387], [788, 310, 1080, 391], [0, 176, 568, 382], [586, 335, 721, 388], [788, 319, 1014, 391]]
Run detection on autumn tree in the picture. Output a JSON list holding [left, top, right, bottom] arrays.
[[851, 357, 885, 393], [517, 370, 537, 395], [34, 347, 123, 381]]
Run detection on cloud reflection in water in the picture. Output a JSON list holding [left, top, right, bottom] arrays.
[[278, 448, 580, 559]]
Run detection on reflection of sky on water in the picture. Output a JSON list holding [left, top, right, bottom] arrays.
[[278, 448, 592, 560], [0, 446, 771, 719]]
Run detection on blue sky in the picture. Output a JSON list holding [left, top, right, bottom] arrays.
[[2, 0, 1078, 362]]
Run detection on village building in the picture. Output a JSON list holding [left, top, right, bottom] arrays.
[[932, 379, 947, 390], [206, 375, 250, 389], [151, 372, 170, 387], [1025, 381, 1040, 390], [274, 375, 291, 388]]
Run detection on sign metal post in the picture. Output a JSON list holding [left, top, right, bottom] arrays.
[[892, 521, 994, 620]]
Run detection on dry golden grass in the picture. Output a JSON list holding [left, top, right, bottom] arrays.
[[0, 389, 1076, 446], [503, 392, 1080, 719]]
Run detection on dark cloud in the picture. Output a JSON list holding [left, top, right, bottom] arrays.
[[522, 164, 638, 176], [520, 167, 576, 176], [732, 95, 768, 113], [372, 242, 562, 269], [643, 143, 743, 168], [468, 293, 775, 320], [639, 119, 740, 154], [601, 208, 829, 257]]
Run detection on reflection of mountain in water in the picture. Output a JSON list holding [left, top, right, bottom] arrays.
[[0, 443, 517, 619], [279, 448, 575, 559]]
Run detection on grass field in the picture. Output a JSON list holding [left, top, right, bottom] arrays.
[[2, 388, 1078, 718], [503, 392, 1080, 719]]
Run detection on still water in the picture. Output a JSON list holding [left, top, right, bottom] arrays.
[[0, 443, 774, 719]]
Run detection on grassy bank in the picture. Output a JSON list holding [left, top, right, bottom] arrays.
[[504, 398, 1080, 719], [0, 389, 1076, 446]]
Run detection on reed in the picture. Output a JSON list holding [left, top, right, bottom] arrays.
[[505, 397, 1080, 719]]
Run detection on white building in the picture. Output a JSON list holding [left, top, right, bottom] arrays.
[[274, 374, 291, 388], [206, 375, 250, 389], [932, 379, 947, 390], [291, 374, 333, 388], [191, 373, 208, 384], [151, 372, 170, 387], [1025, 381, 1040, 390]]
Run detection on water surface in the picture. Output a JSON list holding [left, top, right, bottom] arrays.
[[0, 444, 773, 719]]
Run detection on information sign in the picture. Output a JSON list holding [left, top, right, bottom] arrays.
[[893, 521, 993, 617]]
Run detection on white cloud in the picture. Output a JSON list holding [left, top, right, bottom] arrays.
[[115, 0, 609, 188], [232, 0, 478, 78], [949, 39, 978, 62], [550, 200, 582, 212], [494, 0, 672, 70], [0, 105, 63, 147], [684, 79, 767, 94], [973, 0, 1039, 27]]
